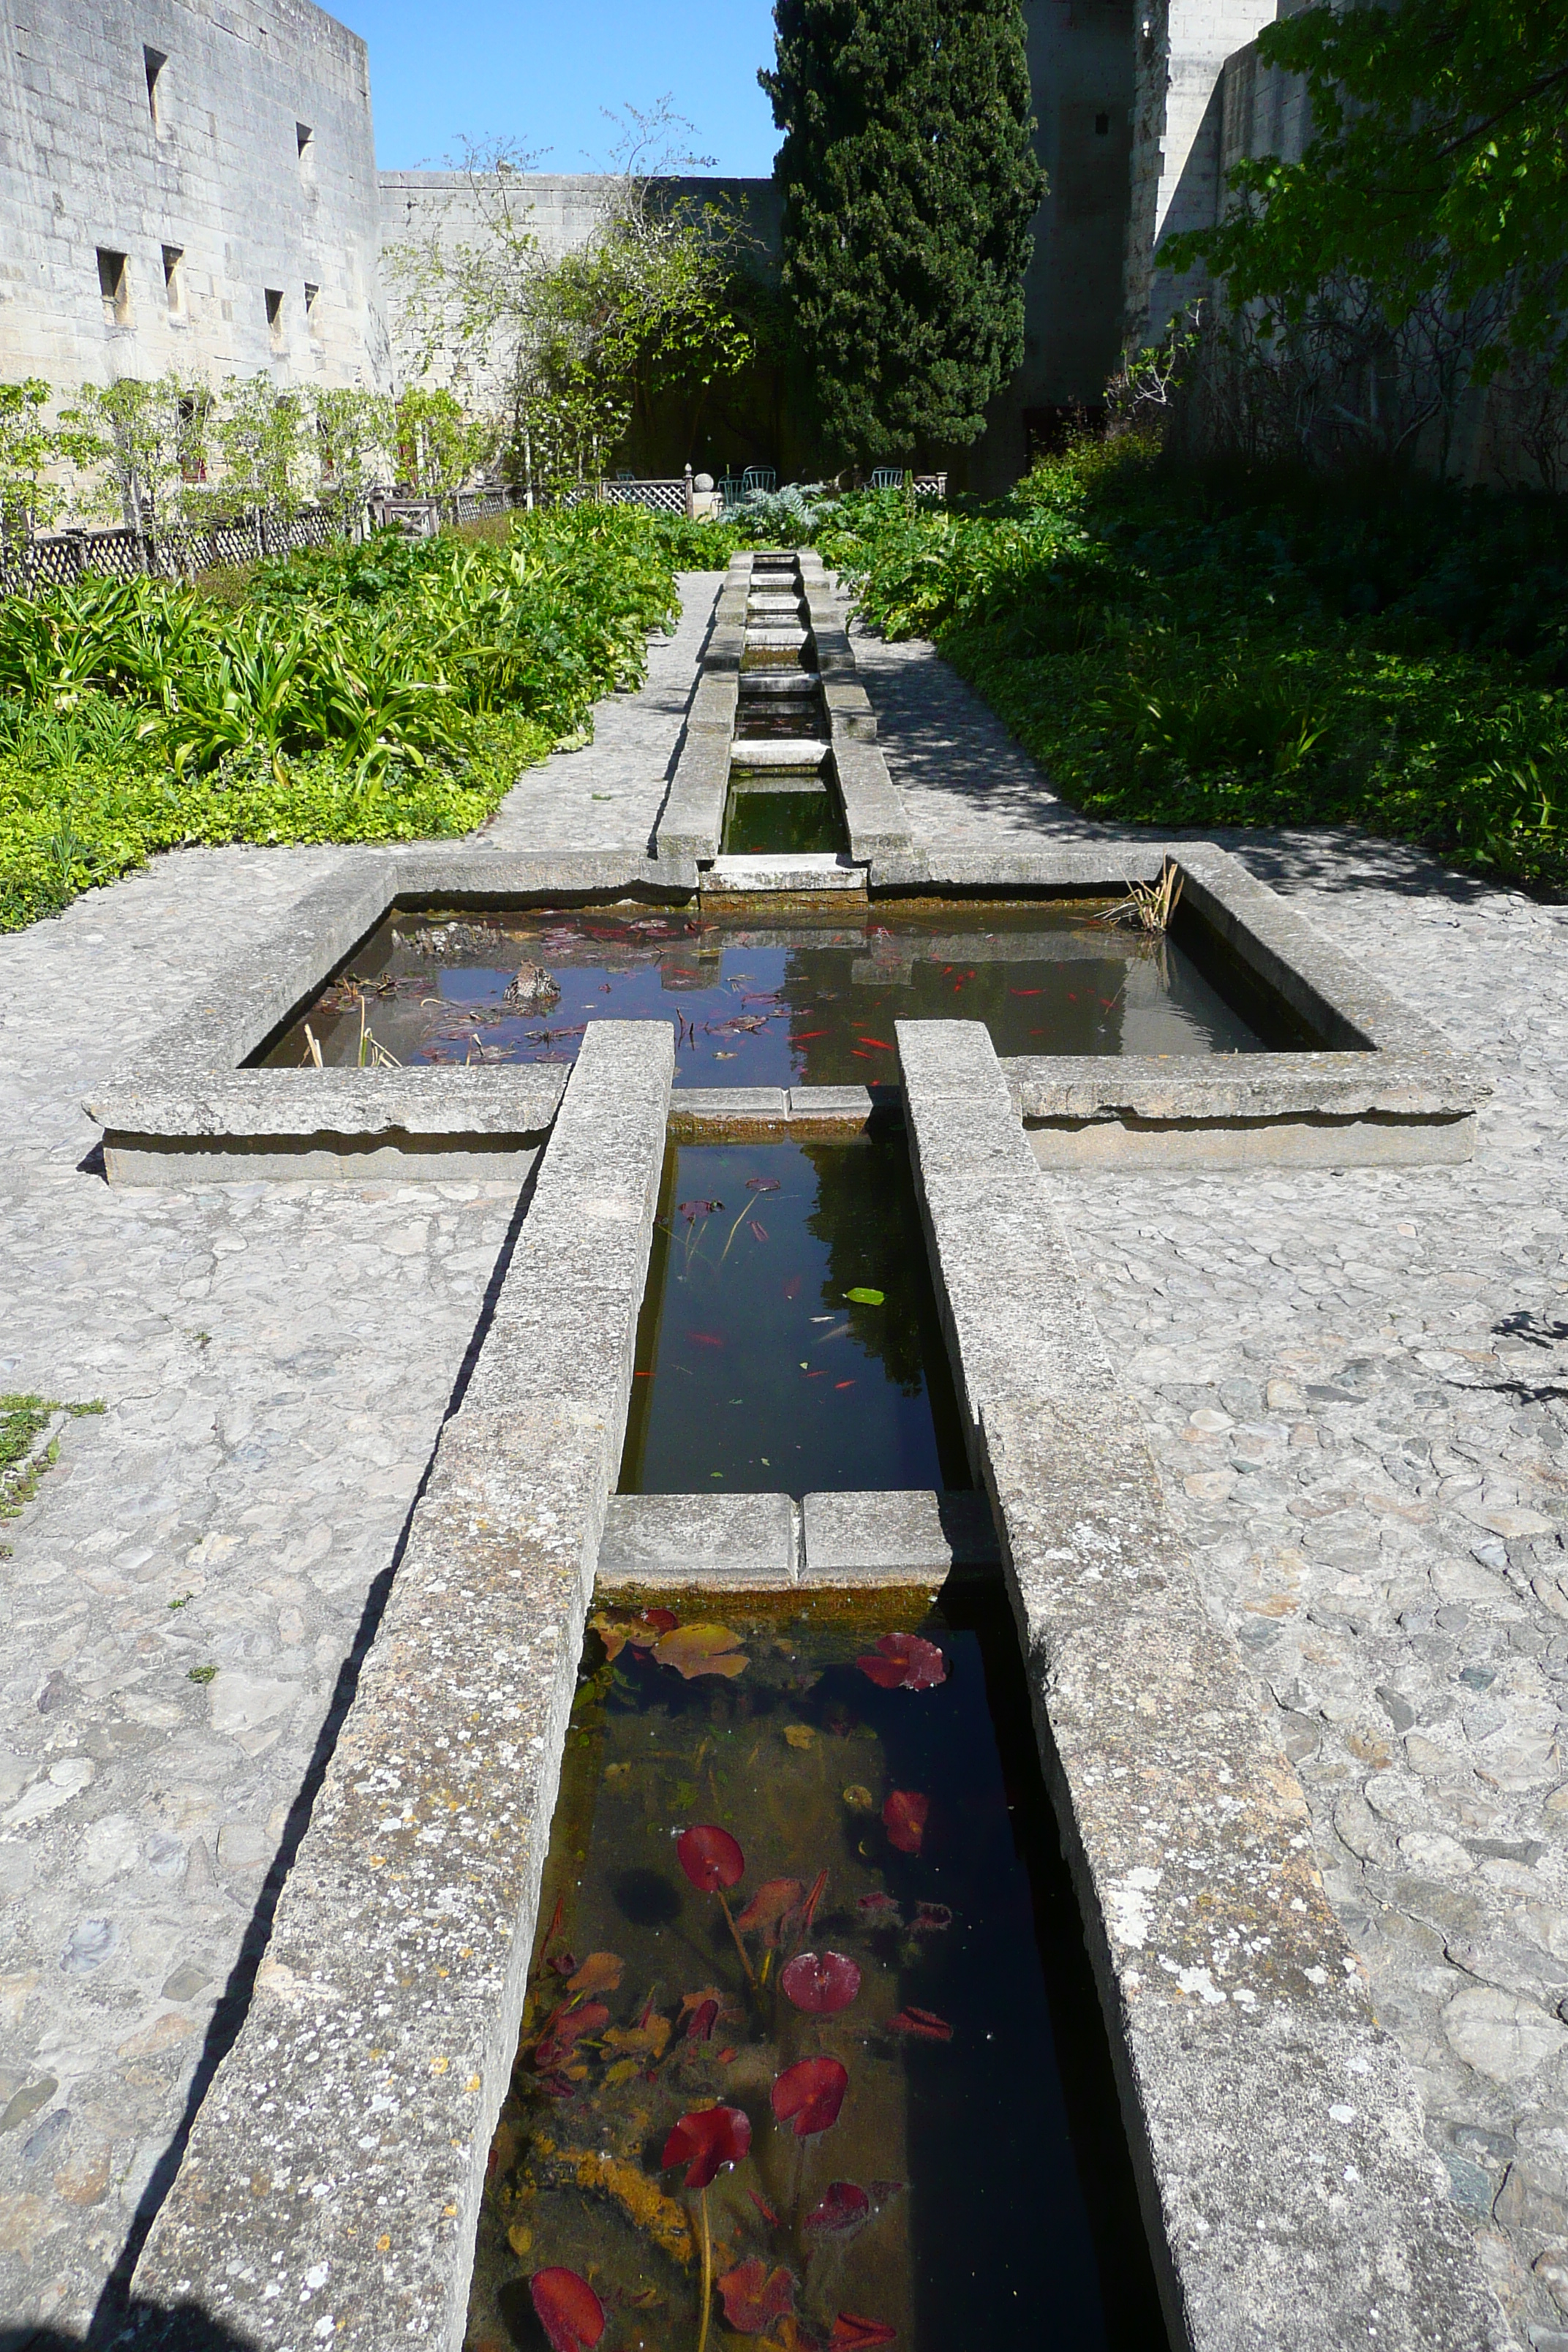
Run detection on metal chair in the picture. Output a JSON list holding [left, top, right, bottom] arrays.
[[741, 467, 777, 497], [871, 467, 905, 490], [718, 474, 745, 511]]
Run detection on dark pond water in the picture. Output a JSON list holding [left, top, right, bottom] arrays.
[[465, 1584, 1168, 2352], [259, 899, 1273, 1082], [620, 1139, 970, 1498], [723, 783, 848, 857]]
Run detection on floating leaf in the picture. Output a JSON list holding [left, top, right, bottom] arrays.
[[830, 2315, 897, 2347], [589, 1607, 676, 1661], [912, 1901, 953, 1934], [603, 2009, 671, 2062], [781, 1950, 862, 2016], [855, 1633, 947, 1692], [683, 1997, 719, 2043], [529, 2268, 606, 2352], [888, 2006, 953, 2042], [882, 1790, 928, 1856], [566, 1952, 624, 1997], [844, 1286, 885, 1305], [663, 2102, 752, 2188], [772, 2056, 848, 2139], [804, 2182, 871, 2237], [717, 2259, 796, 2335], [747, 1176, 781, 1193], [677, 1824, 745, 1893], [784, 1724, 815, 1750], [603, 2057, 641, 2086], [735, 1879, 803, 1946], [843, 1784, 874, 1812], [856, 1891, 901, 1923], [655, 1624, 749, 1681], [534, 2000, 610, 2070]]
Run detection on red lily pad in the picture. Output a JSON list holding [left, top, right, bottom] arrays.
[[663, 2102, 752, 2189], [804, 2181, 871, 2236], [882, 1790, 928, 1855], [830, 2317, 897, 2348], [912, 1901, 952, 1934], [717, 2258, 796, 2335], [529, 2268, 606, 2352], [855, 1633, 947, 1691], [772, 2056, 848, 2138], [888, 2006, 953, 2042], [856, 1891, 902, 1924], [781, 1950, 862, 2016], [746, 1176, 781, 1192], [683, 1996, 719, 2043], [735, 1877, 804, 1945], [676, 1824, 745, 1893]]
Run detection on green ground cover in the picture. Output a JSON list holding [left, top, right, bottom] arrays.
[[819, 445, 1568, 894], [0, 506, 738, 933]]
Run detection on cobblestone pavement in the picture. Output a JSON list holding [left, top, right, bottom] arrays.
[[4, 574, 1568, 2345], [0, 584, 720, 2337], [477, 570, 720, 853]]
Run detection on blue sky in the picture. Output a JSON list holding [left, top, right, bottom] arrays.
[[340, 0, 783, 177]]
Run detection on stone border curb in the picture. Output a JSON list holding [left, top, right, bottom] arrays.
[[594, 1488, 999, 1588], [897, 1016, 1508, 2352]]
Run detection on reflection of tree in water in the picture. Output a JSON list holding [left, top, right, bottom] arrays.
[[801, 1132, 930, 1398]]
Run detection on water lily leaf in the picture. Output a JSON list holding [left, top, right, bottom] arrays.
[[662, 2101, 752, 2189], [771, 2055, 848, 2138], [747, 1176, 781, 1192], [534, 2000, 610, 2071], [676, 1823, 745, 1892], [565, 1952, 623, 1997], [844, 1286, 885, 1305], [735, 1878, 803, 1945], [888, 2005, 953, 2042], [784, 1724, 815, 1749], [829, 2315, 896, 2348], [856, 1891, 902, 1923], [843, 1784, 874, 1812], [855, 1632, 948, 1691], [882, 1790, 928, 1855], [804, 2181, 871, 2237], [602, 2057, 641, 2087], [683, 1997, 719, 2043], [529, 2268, 606, 2352], [718, 2259, 796, 2336], [655, 1624, 749, 1680], [781, 1950, 862, 2016]]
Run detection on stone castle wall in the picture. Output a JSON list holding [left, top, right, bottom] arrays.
[[0, 0, 389, 400]]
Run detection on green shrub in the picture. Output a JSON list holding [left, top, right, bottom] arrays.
[[0, 506, 690, 930], [821, 443, 1568, 895]]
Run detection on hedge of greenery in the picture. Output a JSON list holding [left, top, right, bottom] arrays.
[[0, 505, 738, 933], [818, 447, 1568, 895]]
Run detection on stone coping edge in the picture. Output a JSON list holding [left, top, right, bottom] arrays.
[[897, 1016, 1507, 2352], [594, 1488, 1001, 1586], [124, 1022, 676, 2351], [85, 840, 1481, 1179]]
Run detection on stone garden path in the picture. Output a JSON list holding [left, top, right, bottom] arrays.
[[2, 573, 1567, 2346]]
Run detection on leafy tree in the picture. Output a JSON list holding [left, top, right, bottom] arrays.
[[211, 375, 308, 533], [1160, 0, 1568, 384], [761, 0, 1043, 464], [0, 380, 65, 564], [55, 374, 208, 535], [312, 385, 395, 536], [393, 384, 497, 498]]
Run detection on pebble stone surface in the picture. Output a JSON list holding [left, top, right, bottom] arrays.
[[1, 567, 1567, 2345]]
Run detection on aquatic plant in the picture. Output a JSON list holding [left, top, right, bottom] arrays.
[[780, 1950, 862, 2015], [855, 1632, 948, 1690], [664, 2106, 753, 2352], [771, 2055, 849, 2138], [676, 1822, 758, 1987], [528, 2266, 606, 2352], [881, 1790, 929, 1855]]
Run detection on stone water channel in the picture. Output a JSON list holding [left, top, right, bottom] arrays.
[[0, 556, 1532, 2350]]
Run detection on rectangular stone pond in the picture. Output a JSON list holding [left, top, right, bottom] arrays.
[[464, 1582, 1169, 2352], [257, 896, 1286, 1088]]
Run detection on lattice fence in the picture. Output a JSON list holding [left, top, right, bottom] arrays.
[[600, 478, 691, 516]]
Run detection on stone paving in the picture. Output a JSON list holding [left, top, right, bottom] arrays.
[[3, 568, 1568, 2345]]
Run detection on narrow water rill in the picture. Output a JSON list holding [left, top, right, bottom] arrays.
[[619, 1137, 970, 1496], [465, 1586, 1168, 2352]]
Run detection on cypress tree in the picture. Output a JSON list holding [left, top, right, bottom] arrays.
[[761, 0, 1044, 465]]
